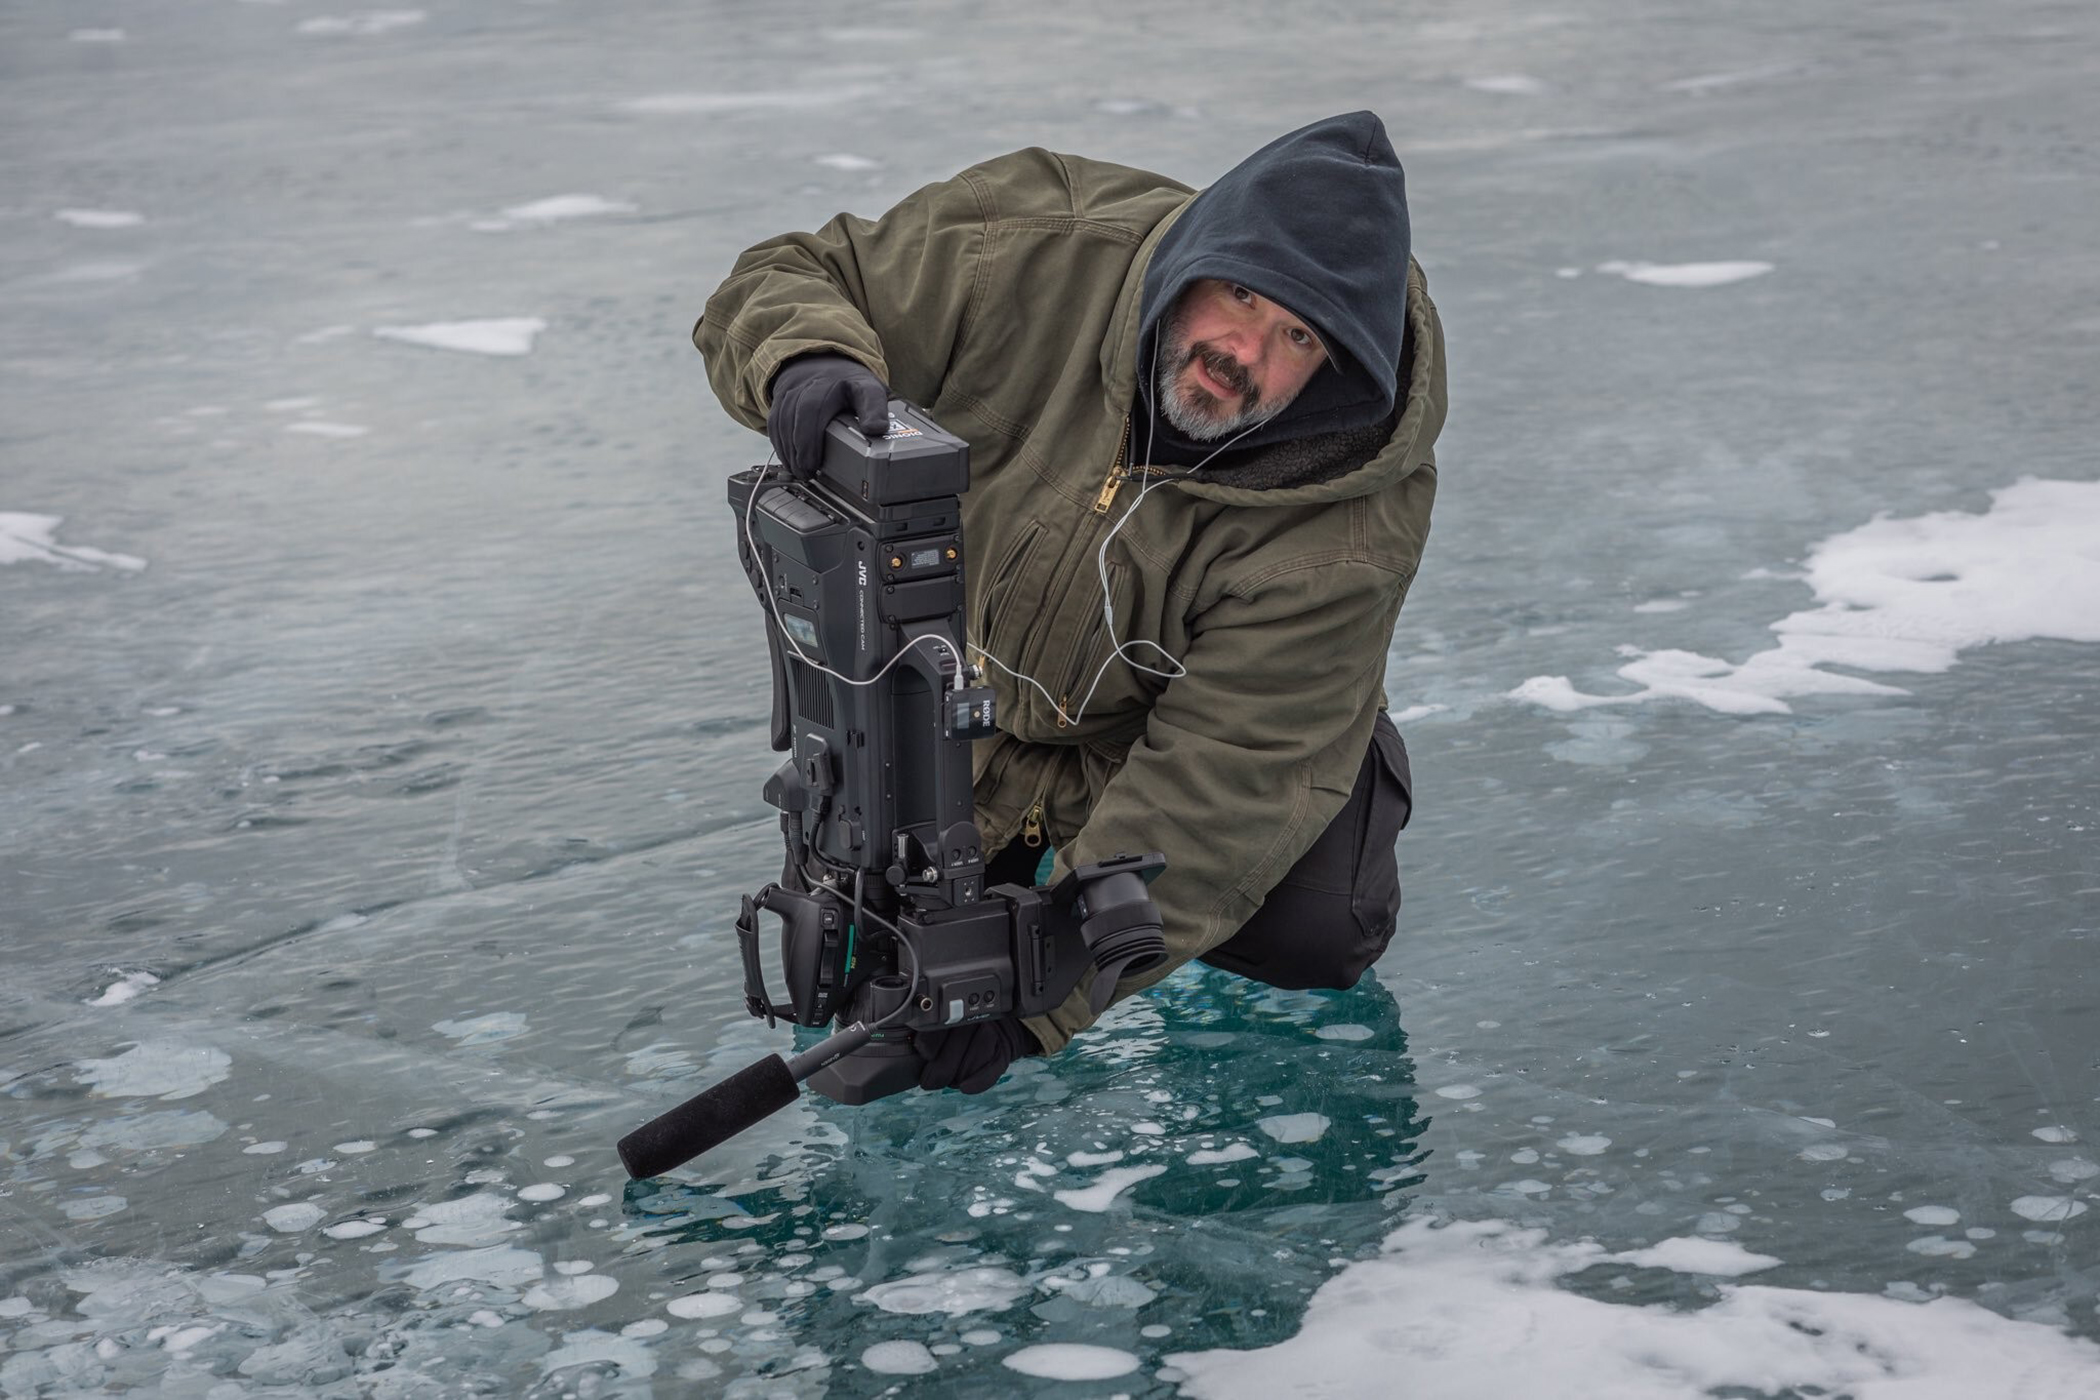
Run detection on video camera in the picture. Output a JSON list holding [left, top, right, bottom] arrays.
[[617, 402, 1166, 1178]]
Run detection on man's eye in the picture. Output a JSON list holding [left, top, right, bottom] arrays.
[[1288, 328, 1313, 347], [1232, 284, 1253, 303]]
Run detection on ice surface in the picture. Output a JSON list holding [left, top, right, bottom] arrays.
[[1516, 479, 2100, 714], [2031, 1125, 2078, 1144], [374, 319, 545, 356], [2008, 1197, 2087, 1223], [429, 1012, 528, 1044], [1557, 1133, 1612, 1155], [1052, 1163, 1168, 1211], [1170, 1220, 2100, 1399], [1003, 1343, 1141, 1379], [283, 421, 368, 438], [1, 514, 147, 572], [1905, 1206, 1961, 1226], [1312, 1022, 1374, 1041], [666, 1292, 742, 1319]]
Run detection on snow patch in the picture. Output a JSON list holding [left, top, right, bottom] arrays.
[[1514, 479, 2100, 715], [857, 1267, 1027, 1315], [1257, 1113, 1331, 1144], [1188, 1143, 1259, 1166], [1597, 259, 1774, 288], [297, 11, 426, 36], [1004, 1343, 1141, 1379], [55, 209, 143, 228], [375, 319, 544, 357], [523, 1274, 618, 1310], [87, 971, 160, 1006], [1168, 1219, 2100, 1399], [1, 513, 147, 572], [862, 1340, 938, 1374], [76, 1041, 229, 1099], [1052, 1164, 1167, 1212]]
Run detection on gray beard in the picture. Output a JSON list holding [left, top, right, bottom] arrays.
[[1157, 356, 1267, 441]]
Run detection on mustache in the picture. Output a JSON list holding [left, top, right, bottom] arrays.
[[1187, 342, 1255, 405]]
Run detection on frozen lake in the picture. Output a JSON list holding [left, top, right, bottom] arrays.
[[4, 0, 2096, 1395]]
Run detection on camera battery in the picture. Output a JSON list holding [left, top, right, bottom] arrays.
[[944, 686, 996, 740]]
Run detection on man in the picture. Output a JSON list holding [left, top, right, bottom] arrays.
[[697, 111, 1444, 1094]]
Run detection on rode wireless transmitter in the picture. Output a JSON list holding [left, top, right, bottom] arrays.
[[616, 403, 1165, 1179]]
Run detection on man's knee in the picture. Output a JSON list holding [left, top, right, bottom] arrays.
[[1200, 713, 1413, 991]]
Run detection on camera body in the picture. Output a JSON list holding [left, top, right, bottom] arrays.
[[726, 403, 1164, 1104]]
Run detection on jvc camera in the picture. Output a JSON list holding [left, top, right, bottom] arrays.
[[616, 403, 1165, 1177]]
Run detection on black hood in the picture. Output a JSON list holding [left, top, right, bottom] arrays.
[[1136, 111, 1411, 466]]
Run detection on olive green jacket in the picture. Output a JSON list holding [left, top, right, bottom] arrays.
[[696, 147, 1446, 1053]]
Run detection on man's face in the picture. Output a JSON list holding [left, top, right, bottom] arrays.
[[1155, 278, 1328, 442]]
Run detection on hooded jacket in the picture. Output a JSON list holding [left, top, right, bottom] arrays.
[[696, 113, 1446, 1053]]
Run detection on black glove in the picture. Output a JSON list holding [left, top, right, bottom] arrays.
[[913, 1016, 1039, 1094], [766, 353, 890, 478]]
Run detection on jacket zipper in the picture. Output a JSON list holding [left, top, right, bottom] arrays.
[[1091, 414, 1132, 514], [1020, 799, 1046, 847]]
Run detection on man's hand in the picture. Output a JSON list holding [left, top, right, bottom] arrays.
[[913, 1016, 1039, 1094], [766, 353, 890, 477]]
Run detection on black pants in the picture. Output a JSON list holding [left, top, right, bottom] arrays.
[[986, 712, 1414, 993]]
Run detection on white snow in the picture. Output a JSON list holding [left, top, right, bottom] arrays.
[[501, 194, 635, 222], [857, 1267, 1027, 1316], [297, 11, 426, 37], [323, 1219, 387, 1240], [1, 514, 147, 572], [87, 971, 160, 1006], [2009, 1196, 2087, 1223], [1187, 1143, 1259, 1166], [1904, 1206, 1961, 1226], [1256, 1113, 1330, 1144], [1003, 1343, 1141, 1379], [862, 1340, 938, 1374], [1313, 1023, 1374, 1041], [1169, 1219, 2100, 1399], [1611, 1237, 1780, 1276], [1557, 1134, 1612, 1156], [262, 1203, 324, 1232], [1052, 1163, 1168, 1212], [1465, 74, 1546, 95], [2031, 1125, 2078, 1144], [1435, 1083, 1483, 1100], [374, 319, 545, 356], [430, 1011, 528, 1043], [1390, 703, 1447, 724], [333, 1140, 376, 1154], [1597, 259, 1774, 287], [1514, 479, 2100, 715], [621, 87, 878, 115], [75, 1041, 229, 1099], [401, 1245, 543, 1290], [517, 1183, 566, 1202], [55, 209, 143, 228], [523, 1274, 618, 1310], [666, 1292, 742, 1319], [242, 1141, 286, 1155]]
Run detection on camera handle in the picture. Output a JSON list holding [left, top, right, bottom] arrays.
[[735, 884, 855, 1029]]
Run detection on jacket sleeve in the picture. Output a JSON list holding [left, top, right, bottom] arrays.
[[693, 170, 994, 429], [1022, 559, 1410, 1054]]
